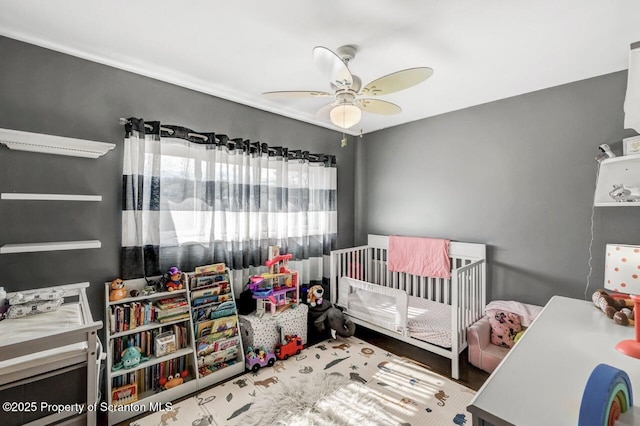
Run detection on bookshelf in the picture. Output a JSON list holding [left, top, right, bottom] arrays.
[[104, 277, 196, 425], [186, 263, 245, 388], [104, 266, 245, 424]]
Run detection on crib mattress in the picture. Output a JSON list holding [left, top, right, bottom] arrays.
[[347, 292, 452, 348], [0, 303, 88, 375]]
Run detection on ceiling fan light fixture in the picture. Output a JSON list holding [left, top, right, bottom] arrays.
[[330, 104, 361, 129]]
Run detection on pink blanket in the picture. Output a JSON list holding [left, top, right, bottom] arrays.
[[388, 235, 451, 279]]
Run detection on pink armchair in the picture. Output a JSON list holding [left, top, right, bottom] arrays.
[[467, 316, 510, 374]]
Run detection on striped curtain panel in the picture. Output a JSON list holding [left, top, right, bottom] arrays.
[[121, 118, 337, 294]]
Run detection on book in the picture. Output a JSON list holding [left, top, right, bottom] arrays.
[[197, 335, 240, 357], [155, 305, 190, 319], [194, 263, 226, 274], [192, 300, 236, 323], [195, 316, 237, 339], [197, 345, 239, 368], [155, 297, 188, 310], [192, 292, 232, 307], [191, 283, 230, 300], [158, 313, 190, 324]]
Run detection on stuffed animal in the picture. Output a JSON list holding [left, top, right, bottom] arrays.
[[166, 267, 183, 291], [112, 346, 149, 371], [159, 371, 188, 390], [592, 289, 634, 326], [109, 278, 127, 302], [308, 299, 356, 339], [307, 285, 324, 307]]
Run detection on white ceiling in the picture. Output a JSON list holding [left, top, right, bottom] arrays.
[[1, 1, 640, 135]]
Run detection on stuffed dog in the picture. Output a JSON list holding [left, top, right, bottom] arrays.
[[307, 285, 324, 307]]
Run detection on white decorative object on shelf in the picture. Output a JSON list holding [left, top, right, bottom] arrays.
[[1, 193, 102, 201], [594, 153, 640, 206], [0, 127, 115, 158], [0, 240, 102, 254], [623, 135, 640, 156]]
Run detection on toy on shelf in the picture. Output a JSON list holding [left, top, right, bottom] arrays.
[[166, 267, 184, 291], [245, 346, 277, 372], [109, 278, 127, 302], [112, 345, 149, 371], [159, 370, 188, 390], [592, 289, 635, 326], [248, 246, 300, 317], [274, 325, 303, 360], [111, 383, 138, 406]]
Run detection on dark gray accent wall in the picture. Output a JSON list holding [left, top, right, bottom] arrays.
[[357, 71, 640, 306], [0, 36, 356, 322]]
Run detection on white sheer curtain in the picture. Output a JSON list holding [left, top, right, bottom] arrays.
[[121, 118, 337, 294]]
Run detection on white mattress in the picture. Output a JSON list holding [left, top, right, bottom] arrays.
[[347, 291, 452, 348], [0, 303, 88, 374]]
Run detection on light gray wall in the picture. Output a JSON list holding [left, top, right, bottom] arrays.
[[0, 36, 356, 321], [356, 71, 640, 306]]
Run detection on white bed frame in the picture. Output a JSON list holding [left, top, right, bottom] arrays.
[[0, 282, 103, 426], [330, 235, 486, 379]]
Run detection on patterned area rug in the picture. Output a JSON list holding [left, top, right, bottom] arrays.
[[131, 336, 475, 426]]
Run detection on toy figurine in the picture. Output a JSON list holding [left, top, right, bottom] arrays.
[[109, 278, 127, 302], [166, 267, 184, 291]]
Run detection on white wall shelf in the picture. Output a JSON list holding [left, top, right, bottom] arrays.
[[594, 153, 640, 206], [1, 193, 102, 201], [0, 127, 115, 159], [0, 240, 102, 254]]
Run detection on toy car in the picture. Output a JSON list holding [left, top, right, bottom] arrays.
[[245, 347, 276, 372], [275, 335, 303, 360]]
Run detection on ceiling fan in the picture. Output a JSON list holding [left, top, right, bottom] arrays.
[[263, 45, 434, 130]]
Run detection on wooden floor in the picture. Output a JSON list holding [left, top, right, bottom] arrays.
[[354, 327, 490, 391]]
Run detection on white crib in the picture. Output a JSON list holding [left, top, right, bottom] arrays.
[[330, 235, 486, 379]]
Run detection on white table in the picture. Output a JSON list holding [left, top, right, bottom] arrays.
[[467, 295, 640, 426]]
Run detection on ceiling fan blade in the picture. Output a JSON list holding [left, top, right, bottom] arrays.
[[361, 67, 433, 96], [263, 90, 332, 98], [312, 46, 353, 89], [357, 98, 402, 115]]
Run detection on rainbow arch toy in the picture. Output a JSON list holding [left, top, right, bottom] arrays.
[[579, 363, 633, 426]]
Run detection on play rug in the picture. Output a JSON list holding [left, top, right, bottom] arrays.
[[130, 336, 475, 426]]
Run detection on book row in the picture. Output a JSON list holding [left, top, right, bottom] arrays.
[[110, 323, 189, 366], [111, 355, 190, 403]]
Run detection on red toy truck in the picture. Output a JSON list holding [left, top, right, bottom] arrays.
[[274, 335, 303, 360]]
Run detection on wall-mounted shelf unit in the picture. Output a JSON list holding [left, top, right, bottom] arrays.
[[0, 127, 115, 158], [1, 193, 102, 201], [0, 240, 102, 254], [594, 154, 640, 206]]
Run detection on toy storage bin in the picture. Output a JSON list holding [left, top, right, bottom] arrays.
[[239, 304, 308, 351]]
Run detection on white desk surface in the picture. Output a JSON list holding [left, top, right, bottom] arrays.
[[468, 295, 640, 426]]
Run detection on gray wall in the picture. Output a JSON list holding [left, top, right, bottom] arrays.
[[0, 36, 356, 322], [1, 33, 638, 343], [357, 71, 640, 306]]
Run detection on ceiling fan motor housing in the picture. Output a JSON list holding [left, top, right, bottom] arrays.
[[336, 45, 357, 63]]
